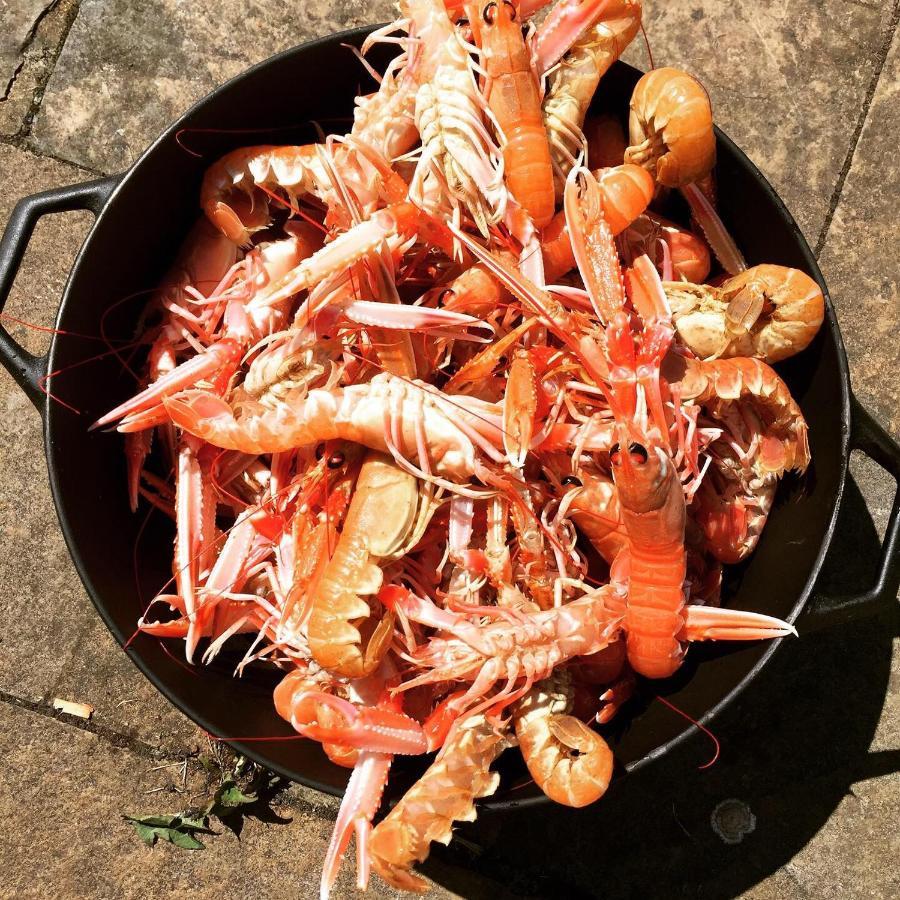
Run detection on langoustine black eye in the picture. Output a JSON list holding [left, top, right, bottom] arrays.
[[609, 442, 649, 464], [628, 442, 648, 463]]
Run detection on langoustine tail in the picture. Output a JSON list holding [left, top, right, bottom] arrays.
[[369, 714, 510, 891]]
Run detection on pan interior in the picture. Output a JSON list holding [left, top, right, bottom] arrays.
[[45, 32, 846, 805]]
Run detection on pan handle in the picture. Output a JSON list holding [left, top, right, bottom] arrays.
[[801, 395, 900, 630], [0, 175, 121, 409]]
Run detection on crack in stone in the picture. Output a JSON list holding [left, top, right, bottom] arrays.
[[0, 687, 175, 762], [25, 142, 105, 175], [815, 0, 900, 257], [1, 58, 27, 103], [842, 0, 883, 10], [5, 0, 82, 145], [0, 134, 102, 175], [782, 863, 813, 898], [0, 688, 341, 821]]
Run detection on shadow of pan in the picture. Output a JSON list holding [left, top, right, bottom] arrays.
[[420, 473, 898, 899]]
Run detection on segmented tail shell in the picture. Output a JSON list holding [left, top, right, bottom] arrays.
[[514, 674, 614, 807], [369, 715, 509, 891]]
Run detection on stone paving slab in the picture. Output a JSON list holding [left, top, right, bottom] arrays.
[[0, 143, 94, 703], [788, 779, 900, 900], [47, 614, 204, 753], [0, 0, 51, 85], [0, 702, 172, 900], [813, 33, 900, 853], [0, 0, 79, 139], [0, 702, 454, 899], [818, 25, 900, 438], [622, 0, 896, 244], [30, 0, 396, 174]]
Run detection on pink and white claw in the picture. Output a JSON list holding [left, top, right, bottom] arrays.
[[680, 604, 797, 642], [258, 203, 422, 307], [124, 430, 152, 512], [290, 692, 428, 754], [343, 300, 493, 341], [681, 183, 747, 276], [319, 751, 392, 900], [188, 510, 257, 658], [533, 0, 616, 73], [175, 436, 206, 662], [93, 338, 242, 430]]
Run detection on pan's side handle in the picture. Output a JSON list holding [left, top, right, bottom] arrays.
[[0, 176, 121, 409], [801, 395, 900, 630]]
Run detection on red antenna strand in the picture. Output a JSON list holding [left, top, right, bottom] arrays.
[[656, 695, 720, 770]]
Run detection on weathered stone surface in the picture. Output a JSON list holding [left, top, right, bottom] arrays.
[[0, 144, 93, 702], [1, 1, 898, 897], [623, 0, 895, 243], [818, 27, 900, 440], [0, 703, 459, 899], [0, 704, 166, 898], [788, 778, 900, 899], [31, 0, 396, 174], [740, 868, 809, 899], [47, 614, 204, 752], [815, 36, 900, 872], [0, 0, 50, 85], [0, 0, 79, 139]]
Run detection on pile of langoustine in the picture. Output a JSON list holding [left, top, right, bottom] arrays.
[[95, 0, 825, 895]]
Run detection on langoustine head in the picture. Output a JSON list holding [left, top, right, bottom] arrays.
[[609, 437, 678, 515]]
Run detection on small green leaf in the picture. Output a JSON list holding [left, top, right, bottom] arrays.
[[128, 814, 180, 829], [128, 821, 159, 847], [124, 813, 213, 851], [167, 830, 205, 850], [177, 815, 213, 832], [216, 780, 257, 809]]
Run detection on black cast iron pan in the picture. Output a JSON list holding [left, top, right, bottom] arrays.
[[1, 26, 899, 809]]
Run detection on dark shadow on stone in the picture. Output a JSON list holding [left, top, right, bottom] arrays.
[[421, 473, 895, 898]]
